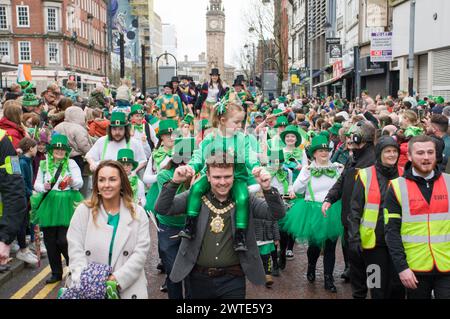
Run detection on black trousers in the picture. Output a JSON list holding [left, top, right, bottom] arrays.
[[349, 246, 368, 299], [17, 204, 30, 249], [271, 247, 279, 269], [279, 231, 295, 259], [362, 246, 405, 299], [307, 239, 337, 277], [186, 271, 246, 299], [42, 226, 69, 277], [407, 274, 450, 299], [260, 254, 272, 275]]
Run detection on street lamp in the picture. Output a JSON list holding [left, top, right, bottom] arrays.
[[156, 51, 178, 93]]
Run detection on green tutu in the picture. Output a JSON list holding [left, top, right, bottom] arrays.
[[30, 190, 84, 227], [280, 198, 343, 246]]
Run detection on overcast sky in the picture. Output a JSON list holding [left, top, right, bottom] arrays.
[[154, 0, 250, 68]]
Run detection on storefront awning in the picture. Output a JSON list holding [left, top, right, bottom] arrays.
[[313, 69, 353, 88], [0, 63, 18, 73]]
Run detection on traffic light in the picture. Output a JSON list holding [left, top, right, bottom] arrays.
[[68, 74, 76, 82], [77, 75, 81, 89], [249, 80, 254, 87], [255, 76, 262, 88]]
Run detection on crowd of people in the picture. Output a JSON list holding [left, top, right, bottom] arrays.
[[0, 68, 450, 299]]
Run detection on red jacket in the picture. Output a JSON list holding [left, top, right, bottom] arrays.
[[88, 119, 110, 137], [0, 117, 26, 149], [398, 142, 409, 169]]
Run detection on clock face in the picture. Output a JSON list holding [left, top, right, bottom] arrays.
[[209, 20, 219, 29]]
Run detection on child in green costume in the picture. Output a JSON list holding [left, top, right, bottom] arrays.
[[178, 95, 260, 251], [117, 149, 146, 206]]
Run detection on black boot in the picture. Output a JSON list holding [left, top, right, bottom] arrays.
[[279, 250, 286, 270], [324, 275, 337, 293], [340, 267, 350, 283], [178, 216, 197, 239], [306, 263, 316, 283], [233, 229, 248, 252], [45, 274, 62, 284]]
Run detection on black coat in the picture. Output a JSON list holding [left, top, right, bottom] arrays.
[[0, 134, 27, 244], [324, 144, 376, 226], [384, 163, 443, 275], [194, 82, 228, 110], [349, 165, 399, 248]]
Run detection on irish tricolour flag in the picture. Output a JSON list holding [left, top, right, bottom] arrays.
[[17, 64, 32, 83]]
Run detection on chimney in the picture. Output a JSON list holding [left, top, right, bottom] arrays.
[[184, 55, 188, 62]]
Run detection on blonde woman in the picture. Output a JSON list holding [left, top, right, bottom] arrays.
[[67, 161, 150, 299]]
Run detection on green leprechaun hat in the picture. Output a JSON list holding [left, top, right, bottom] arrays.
[[274, 116, 289, 128], [182, 114, 194, 126], [434, 96, 445, 105], [117, 148, 138, 170], [110, 112, 129, 127], [47, 134, 71, 153], [319, 130, 330, 141], [22, 87, 40, 107], [309, 135, 331, 157], [328, 123, 343, 136], [129, 104, 145, 117], [280, 125, 302, 147], [172, 137, 196, 164], [157, 119, 178, 138]]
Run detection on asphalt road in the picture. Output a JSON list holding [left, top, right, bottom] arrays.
[[0, 224, 353, 299]]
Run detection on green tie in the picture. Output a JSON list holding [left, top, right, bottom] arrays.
[[133, 124, 144, 133]]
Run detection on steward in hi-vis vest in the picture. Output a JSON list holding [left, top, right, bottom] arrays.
[[349, 136, 405, 299], [385, 135, 450, 299]]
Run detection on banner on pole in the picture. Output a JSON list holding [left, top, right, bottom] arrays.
[[370, 32, 393, 62]]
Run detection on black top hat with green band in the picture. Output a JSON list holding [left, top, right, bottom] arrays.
[[157, 119, 178, 138], [280, 125, 302, 147], [274, 116, 289, 128], [110, 112, 129, 127], [129, 104, 145, 117], [47, 134, 71, 153], [117, 148, 138, 170], [309, 135, 331, 157]]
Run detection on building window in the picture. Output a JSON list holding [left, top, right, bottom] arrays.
[[18, 41, 31, 62], [47, 7, 58, 32], [298, 33, 304, 59], [0, 6, 8, 30], [0, 41, 10, 61], [48, 42, 59, 63], [17, 6, 30, 27]]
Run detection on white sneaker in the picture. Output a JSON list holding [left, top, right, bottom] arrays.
[[286, 250, 294, 260], [16, 249, 39, 265], [10, 241, 20, 254], [29, 242, 47, 257]]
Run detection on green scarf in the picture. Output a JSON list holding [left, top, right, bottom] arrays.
[[152, 147, 173, 171], [310, 167, 338, 178], [270, 167, 289, 194]]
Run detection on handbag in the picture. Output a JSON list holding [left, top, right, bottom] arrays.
[[58, 262, 120, 299]]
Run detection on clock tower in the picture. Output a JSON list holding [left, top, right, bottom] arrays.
[[206, 0, 225, 79]]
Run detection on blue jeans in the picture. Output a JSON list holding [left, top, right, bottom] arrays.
[[186, 271, 246, 299], [158, 223, 184, 299]]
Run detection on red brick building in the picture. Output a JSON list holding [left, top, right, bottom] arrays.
[[0, 0, 108, 95]]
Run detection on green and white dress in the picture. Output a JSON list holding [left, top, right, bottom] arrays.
[[280, 161, 343, 246], [31, 156, 84, 227]]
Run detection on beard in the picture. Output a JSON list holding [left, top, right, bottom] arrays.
[[412, 161, 436, 175]]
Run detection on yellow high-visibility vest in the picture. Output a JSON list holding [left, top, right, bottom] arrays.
[[389, 175, 450, 272]]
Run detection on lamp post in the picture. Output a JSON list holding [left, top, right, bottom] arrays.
[[156, 51, 178, 93]]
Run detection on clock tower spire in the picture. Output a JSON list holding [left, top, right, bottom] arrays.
[[206, 0, 225, 81]]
